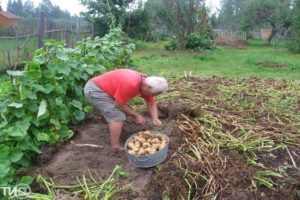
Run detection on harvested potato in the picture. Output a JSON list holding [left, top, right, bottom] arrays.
[[127, 131, 167, 155], [128, 150, 136, 155], [127, 142, 135, 149], [142, 142, 151, 148], [138, 137, 146, 143], [159, 143, 166, 150], [151, 138, 160, 144], [134, 141, 141, 148], [137, 149, 146, 155], [132, 147, 140, 152], [152, 144, 160, 151], [148, 148, 157, 154]]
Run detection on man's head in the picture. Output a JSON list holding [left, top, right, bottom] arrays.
[[141, 76, 168, 96]]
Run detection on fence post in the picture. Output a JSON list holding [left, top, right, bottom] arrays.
[[75, 17, 81, 43], [91, 23, 95, 38], [66, 30, 71, 48], [37, 11, 45, 48]]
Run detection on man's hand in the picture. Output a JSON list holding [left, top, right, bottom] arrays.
[[134, 114, 145, 125], [152, 118, 162, 127]]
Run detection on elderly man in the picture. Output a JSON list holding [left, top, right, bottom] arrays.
[[84, 69, 168, 150]]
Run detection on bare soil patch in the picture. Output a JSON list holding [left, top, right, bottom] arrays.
[[257, 61, 290, 69], [27, 77, 300, 200], [214, 36, 249, 49]]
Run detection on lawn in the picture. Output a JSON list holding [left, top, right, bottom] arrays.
[[134, 39, 300, 80]]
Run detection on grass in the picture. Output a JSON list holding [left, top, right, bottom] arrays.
[[27, 165, 130, 200], [0, 37, 36, 68], [134, 39, 300, 80]]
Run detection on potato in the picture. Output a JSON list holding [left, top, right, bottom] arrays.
[[144, 130, 151, 135], [142, 142, 151, 148], [127, 142, 135, 149], [137, 137, 146, 143], [132, 147, 140, 152], [151, 144, 160, 151], [134, 141, 141, 148], [159, 143, 166, 151], [145, 147, 156, 154], [128, 150, 136, 155], [148, 148, 157, 154], [137, 149, 146, 155], [151, 138, 160, 144], [144, 147, 152, 153]]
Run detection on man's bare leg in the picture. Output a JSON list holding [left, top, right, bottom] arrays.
[[108, 121, 124, 150]]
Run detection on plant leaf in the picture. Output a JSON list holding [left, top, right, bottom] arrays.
[[9, 149, 24, 163], [36, 133, 50, 142], [37, 100, 47, 118]]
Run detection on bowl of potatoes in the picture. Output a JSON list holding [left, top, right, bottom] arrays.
[[125, 130, 169, 168]]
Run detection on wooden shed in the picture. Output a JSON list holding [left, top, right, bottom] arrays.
[[0, 11, 21, 29]]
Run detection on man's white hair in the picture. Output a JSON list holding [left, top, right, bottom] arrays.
[[145, 76, 168, 94]]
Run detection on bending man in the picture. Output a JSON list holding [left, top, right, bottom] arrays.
[[84, 69, 168, 150]]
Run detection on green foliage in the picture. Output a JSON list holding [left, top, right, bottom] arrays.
[[81, 0, 134, 36], [7, 0, 72, 18], [145, 0, 211, 49], [218, 0, 246, 30], [185, 34, 214, 51], [289, 0, 300, 53], [124, 3, 152, 40], [0, 28, 135, 187], [164, 37, 177, 51], [164, 34, 214, 51], [240, 0, 292, 43], [135, 40, 300, 79]]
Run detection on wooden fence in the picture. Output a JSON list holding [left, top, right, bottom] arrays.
[[213, 29, 290, 40], [0, 12, 92, 73], [213, 30, 261, 39]]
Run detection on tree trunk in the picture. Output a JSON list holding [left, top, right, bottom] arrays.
[[267, 24, 277, 44]]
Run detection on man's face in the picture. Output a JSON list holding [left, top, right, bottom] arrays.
[[141, 83, 163, 97], [141, 83, 153, 96]]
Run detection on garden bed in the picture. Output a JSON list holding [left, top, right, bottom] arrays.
[[27, 77, 300, 199]]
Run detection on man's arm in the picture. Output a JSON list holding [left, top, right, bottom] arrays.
[[115, 101, 145, 125], [148, 103, 162, 126]]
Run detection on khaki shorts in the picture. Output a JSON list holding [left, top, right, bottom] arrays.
[[84, 80, 126, 123]]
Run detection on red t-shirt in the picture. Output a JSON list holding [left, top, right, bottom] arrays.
[[91, 69, 155, 105]]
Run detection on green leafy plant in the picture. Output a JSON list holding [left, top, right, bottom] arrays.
[[164, 37, 178, 51], [185, 33, 214, 51], [0, 28, 135, 188]]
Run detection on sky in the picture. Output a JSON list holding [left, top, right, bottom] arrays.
[[1, 0, 221, 15]]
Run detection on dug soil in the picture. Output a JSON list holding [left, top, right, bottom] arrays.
[[28, 103, 192, 200], [27, 76, 300, 200]]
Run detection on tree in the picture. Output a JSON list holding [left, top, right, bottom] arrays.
[[23, 0, 35, 17], [125, 2, 152, 40], [7, 0, 25, 16], [145, 0, 210, 49], [218, 0, 246, 30], [290, 0, 300, 52], [240, 0, 292, 43], [80, 0, 134, 36]]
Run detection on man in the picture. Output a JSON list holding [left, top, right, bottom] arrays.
[[84, 69, 168, 150]]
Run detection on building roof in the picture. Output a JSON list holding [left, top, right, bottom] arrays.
[[0, 11, 21, 19]]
